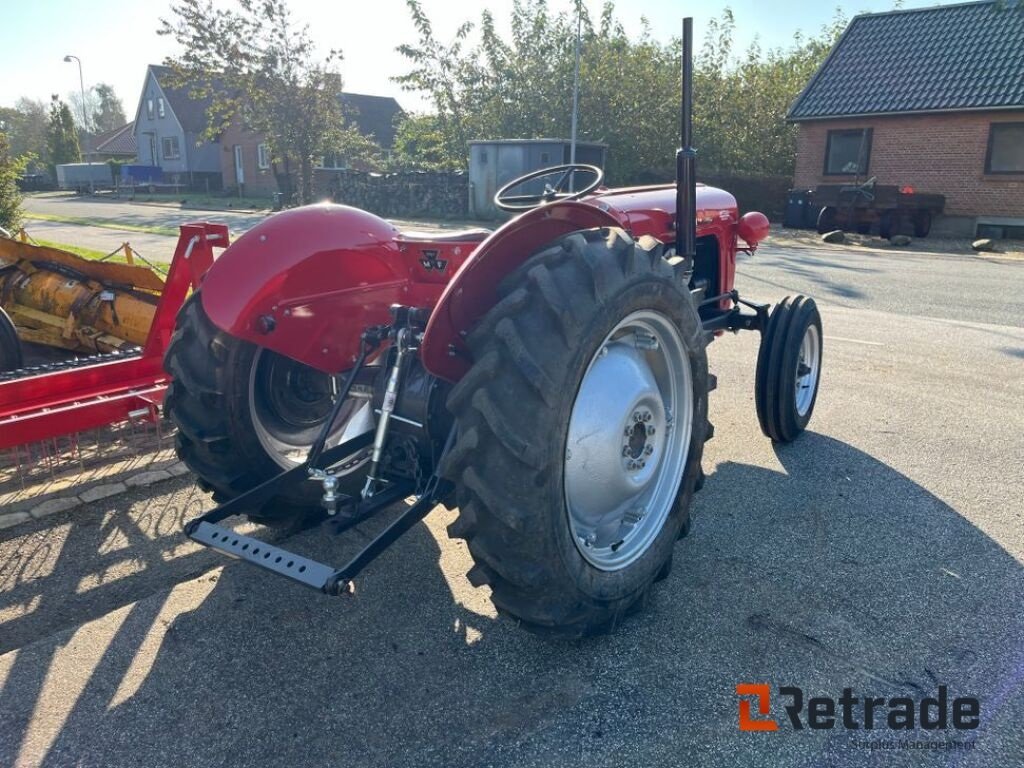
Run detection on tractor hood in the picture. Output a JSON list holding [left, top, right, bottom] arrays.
[[585, 183, 739, 241]]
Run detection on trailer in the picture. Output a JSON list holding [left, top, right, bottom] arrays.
[[0, 223, 228, 451], [814, 179, 945, 238], [55, 162, 114, 192]]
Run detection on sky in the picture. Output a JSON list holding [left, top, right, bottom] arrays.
[[0, 0, 963, 118]]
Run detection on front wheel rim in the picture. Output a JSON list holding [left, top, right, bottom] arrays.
[[564, 311, 693, 571], [795, 324, 821, 417]]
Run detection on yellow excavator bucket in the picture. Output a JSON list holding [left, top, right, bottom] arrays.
[[0, 237, 165, 354]]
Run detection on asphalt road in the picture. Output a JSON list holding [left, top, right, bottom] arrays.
[[0, 237, 1021, 767]]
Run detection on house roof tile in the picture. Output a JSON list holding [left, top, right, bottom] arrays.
[[788, 1, 1024, 121]]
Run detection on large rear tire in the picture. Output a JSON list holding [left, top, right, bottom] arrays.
[[163, 294, 374, 525], [442, 228, 709, 637]]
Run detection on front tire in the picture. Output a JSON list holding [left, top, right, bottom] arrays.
[[442, 228, 709, 637], [755, 295, 822, 443], [163, 294, 374, 525]]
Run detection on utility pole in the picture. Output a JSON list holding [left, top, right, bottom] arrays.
[[569, 3, 582, 190], [63, 54, 91, 164]]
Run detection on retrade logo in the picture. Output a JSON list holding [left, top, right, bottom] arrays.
[[736, 684, 980, 732]]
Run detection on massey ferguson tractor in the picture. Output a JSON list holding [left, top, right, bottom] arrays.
[[165, 20, 822, 637]]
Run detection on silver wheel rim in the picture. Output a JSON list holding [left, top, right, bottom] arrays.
[[248, 348, 374, 472], [795, 324, 820, 417], [565, 311, 693, 571]]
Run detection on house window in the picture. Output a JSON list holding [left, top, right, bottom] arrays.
[[158, 97, 165, 118], [316, 153, 347, 170], [985, 123, 1024, 174], [161, 136, 181, 160], [147, 99, 154, 120], [824, 128, 872, 175], [257, 143, 271, 170]]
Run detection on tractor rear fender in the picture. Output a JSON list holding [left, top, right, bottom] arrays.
[[420, 201, 624, 382], [200, 204, 450, 373]]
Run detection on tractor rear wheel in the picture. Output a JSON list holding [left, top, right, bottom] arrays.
[[442, 228, 709, 637], [163, 294, 374, 525]]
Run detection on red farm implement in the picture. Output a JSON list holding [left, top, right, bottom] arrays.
[[0, 223, 229, 453]]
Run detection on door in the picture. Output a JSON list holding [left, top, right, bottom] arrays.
[[233, 145, 245, 185]]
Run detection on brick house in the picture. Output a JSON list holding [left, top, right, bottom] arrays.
[[221, 93, 405, 197], [133, 65, 404, 196], [789, 1, 1024, 238]]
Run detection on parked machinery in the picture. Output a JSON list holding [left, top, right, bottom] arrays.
[[165, 19, 823, 637]]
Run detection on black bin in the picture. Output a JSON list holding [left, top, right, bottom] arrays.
[[784, 189, 814, 229]]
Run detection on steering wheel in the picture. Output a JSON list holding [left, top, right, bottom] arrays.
[[494, 164, 604, 212]]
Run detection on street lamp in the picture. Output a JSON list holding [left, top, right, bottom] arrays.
[[63, 54, 91, 163]]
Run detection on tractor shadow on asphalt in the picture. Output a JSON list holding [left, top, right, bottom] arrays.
[[1, 433, 1021, 767]]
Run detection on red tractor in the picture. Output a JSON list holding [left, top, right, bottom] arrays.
[[168, 20, 822, 637]]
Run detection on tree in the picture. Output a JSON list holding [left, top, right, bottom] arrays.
[[159, 0, 376, 203], [0, 99, 49, 170], [93, 84, 127, 133], [47, 96, 81, 174], [0, 132, 27, 231], [67, 89, 99, 134], [390, 113, 462, 170], [393, 1, 848, 184]]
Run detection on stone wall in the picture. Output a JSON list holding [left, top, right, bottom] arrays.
[[323, 170, 469, 219]]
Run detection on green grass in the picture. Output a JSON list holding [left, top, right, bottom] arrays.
[[126, 192, 273, 211], [24, 212, 179, 237], [32, 239, 131, 263]]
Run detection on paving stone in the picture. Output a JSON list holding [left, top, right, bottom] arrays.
[[79, 482, 128, 504], [167, 462, 191, 477], [0, 512, 31, 530], [125, 469, 173, 488], [30, 496, 82, 519]]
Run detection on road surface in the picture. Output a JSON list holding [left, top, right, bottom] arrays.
[[0, 233, 1021, 767]]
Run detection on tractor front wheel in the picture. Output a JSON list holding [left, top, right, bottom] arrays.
[[754, 295, 822, 443], [163, 294, 374, 525], [442, 228, 709, 637]]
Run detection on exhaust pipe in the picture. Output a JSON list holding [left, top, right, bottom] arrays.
[[676, 17, 697, 260]]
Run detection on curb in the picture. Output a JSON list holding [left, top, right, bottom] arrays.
[[0, 461, 193, 531]]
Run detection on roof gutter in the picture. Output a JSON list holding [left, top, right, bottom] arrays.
[[788, 103, 1024, 123]]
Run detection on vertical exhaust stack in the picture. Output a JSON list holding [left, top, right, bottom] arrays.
[[676, 17, 697, 260]]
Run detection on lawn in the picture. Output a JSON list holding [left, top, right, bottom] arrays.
[[33, 239, 136, 266], [24, 212, 179, 237]]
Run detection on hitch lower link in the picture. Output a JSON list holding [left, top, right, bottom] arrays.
[[183, 306, 452, 596]]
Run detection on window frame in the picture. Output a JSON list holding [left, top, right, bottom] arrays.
[[146, 98, 154, 120], [823, 128, 873, 176], [157, 97, 165, 118], [984, 122, 1024, 175], [257, 143, 271, 170], [161, 136, 181, 160]]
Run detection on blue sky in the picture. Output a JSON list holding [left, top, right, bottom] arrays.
[[0, 0, 962, 115]]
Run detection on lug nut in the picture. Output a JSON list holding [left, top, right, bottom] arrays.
[[633, 412, 643, 423], [644, 445, 654, 455], [643, 412, 651, 422], [647, 425, 656, 436], [622, 446, 631, 457]]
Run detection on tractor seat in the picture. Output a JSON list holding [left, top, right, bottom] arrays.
[[399, 228, 492, 243]]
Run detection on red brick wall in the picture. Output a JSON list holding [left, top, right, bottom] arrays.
[[794, 111, 1024, 218], [219, 123, 278, 196]]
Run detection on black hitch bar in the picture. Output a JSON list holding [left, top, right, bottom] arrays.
[[183, 315, 454, 596], [699, 289, 769, 334]]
